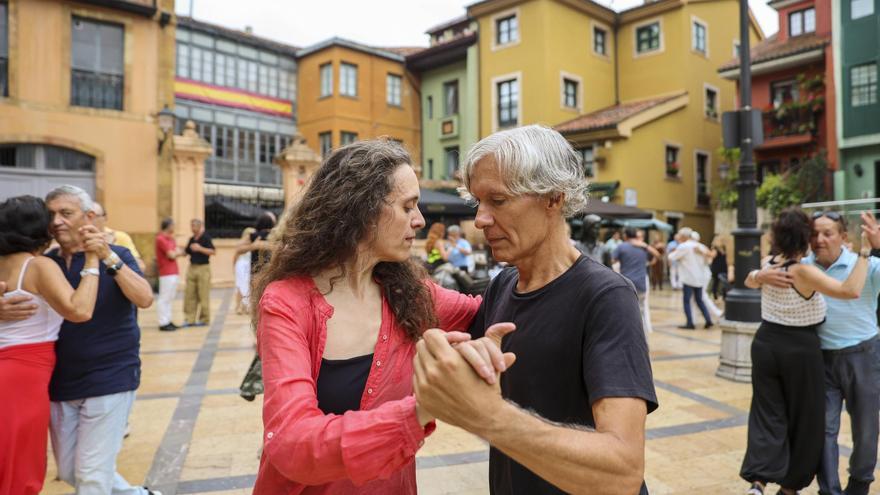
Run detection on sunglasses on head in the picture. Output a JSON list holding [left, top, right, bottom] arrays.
[[812, 211, 842, 221]]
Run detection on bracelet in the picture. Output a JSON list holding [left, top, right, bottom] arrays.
[[749, 270, 760, 284], [80, 267, 100, 278], [860, 250, 871, 259]]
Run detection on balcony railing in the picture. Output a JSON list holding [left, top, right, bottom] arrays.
[[0, 57, 7, 97], [763, 105, 819, 138], [71, 69, 123, 110]]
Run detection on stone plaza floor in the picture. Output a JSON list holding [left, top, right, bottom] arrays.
[[39, 286, 877, 494]]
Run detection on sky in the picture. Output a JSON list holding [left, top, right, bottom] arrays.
[[176, 0, 779, 49]]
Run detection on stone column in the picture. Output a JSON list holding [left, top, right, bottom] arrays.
[[171, 120, 212, 231], [275, 133, 322, 206], [716, 319, 760, 382]]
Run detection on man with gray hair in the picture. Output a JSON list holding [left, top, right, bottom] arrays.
[[0, 185, 157, 494], [414, 125, 657, 494], [446, 224, 473, 272], [669, 227, 714, 329]]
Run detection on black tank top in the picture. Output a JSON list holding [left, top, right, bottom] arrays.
[[316, 354, 373, 415]]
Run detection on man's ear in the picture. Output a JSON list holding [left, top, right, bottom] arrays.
[[547, 193, 565, 212]]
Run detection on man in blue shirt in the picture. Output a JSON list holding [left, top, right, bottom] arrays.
[[446, 224, 473, 272], [613, 228, 660, 335], [0, 186, 156, 495], [756, 211, 880, 495]]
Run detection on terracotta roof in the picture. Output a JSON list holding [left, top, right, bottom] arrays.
[[380, 46, 428, 57], [555, 93, 685, 134], [719, 32, 829, 72]]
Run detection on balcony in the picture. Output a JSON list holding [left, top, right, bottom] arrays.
[[763, 103, 820, 139], [71, 70, 124, 111]]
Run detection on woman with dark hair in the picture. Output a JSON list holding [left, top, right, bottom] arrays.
[[740, 207, 871, 495], [0, 195, 102, 494], [250, 140, 508, 494]]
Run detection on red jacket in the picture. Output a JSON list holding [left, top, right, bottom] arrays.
[[253, 276, 481, 494]]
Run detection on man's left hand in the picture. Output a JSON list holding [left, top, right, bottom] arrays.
[[414, 329, 506, 431], [81, 225, 111, 259]]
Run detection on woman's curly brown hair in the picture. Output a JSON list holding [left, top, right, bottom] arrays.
[[424, 222, 446, 255], [770, 207, 813, 259], [250, 139, 437, 340]]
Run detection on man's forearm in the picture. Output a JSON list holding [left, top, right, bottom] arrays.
[[115, 267, 154, 308], [474, 402, 644, 495]]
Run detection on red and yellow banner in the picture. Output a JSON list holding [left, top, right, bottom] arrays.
[[174, 78, 293, 118]]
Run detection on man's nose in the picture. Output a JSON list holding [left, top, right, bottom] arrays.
[[474, 207, 492, 229]]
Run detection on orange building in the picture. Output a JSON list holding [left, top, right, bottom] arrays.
[[296, 38, 422, 166]]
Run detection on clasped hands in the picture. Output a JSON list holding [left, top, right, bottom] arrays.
[[413, 323, 516, 430]]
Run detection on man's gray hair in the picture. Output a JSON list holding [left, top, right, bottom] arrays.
[[46, 185, 94, 213], [447, 225, 461, 235], [460, 125, 588, 218]]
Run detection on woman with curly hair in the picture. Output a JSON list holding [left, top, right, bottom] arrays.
[[740, 207, 871, 495], [250, 139, 511, 494], [424, 222, 450, 272]]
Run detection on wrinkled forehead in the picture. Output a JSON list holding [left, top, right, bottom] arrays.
[[813, 216, 845, 235], [470, 157, 513, 194], [46, 194, 84, 213]]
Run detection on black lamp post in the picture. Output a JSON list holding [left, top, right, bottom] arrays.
[[724, 0, 762, 322]]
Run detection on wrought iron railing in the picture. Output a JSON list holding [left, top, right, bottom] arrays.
[[71, 69, 123, 110], [204, 186, 284, 239], [763, 105, 819, 138]]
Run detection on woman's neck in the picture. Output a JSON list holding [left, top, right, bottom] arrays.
[[316, 254, 379, 300]]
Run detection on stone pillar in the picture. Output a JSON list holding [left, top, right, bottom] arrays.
[[716, 318, 760, 382], [274, 133, 322, 206], [171, 120, 212, 231]]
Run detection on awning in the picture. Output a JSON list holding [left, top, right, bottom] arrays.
[[589, 181, 620, 200], [419, 188, 475, 216], [612, 218, 674, 232], [582, 200, 652, 219]]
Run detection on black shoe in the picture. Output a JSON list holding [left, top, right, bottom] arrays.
[[705, 322, 714, 329], [169, 322, 179, 330], [159, 324, 176, 332], [677, 324, 696, 330]]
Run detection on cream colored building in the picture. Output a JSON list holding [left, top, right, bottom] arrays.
[[0, 0, 176, 266]]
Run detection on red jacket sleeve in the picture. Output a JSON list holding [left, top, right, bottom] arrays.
[[428, 282, 481, 331], [258, 291, 432, 486]]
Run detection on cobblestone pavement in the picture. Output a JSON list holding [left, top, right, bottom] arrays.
[[40, 287, 875, 494]]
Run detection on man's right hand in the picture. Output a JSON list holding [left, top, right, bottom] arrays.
[[756, 264, 794, 288], [0, 281, 38, 322]]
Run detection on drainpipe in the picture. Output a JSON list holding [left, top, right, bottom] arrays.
[[614, 18, 620, 105]]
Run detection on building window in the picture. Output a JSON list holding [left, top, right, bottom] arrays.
[[387, 73, 402, 106], [497, 78, 519, 129], [733, 40, 740, 58], [445, 146, 460, 179], [0, 143, 95, 171], [70, 17, 124, 110], [427, 158, 434, 179], [771, 79, 799, 108], [496, 14, 518, 45], [665, 145, 680, 178], [246, 60, 258, 92], [320, 62, 332, 97], [851, 63, 878, 107], [852, 0, 875, 19], [636, 22, 661, 54], [0, 2, 7, 97], [696, 152, 710, 207], [593, 27, 607, 56], [692, 19, 707, 55], [563, 78, 578, 109], [704, 86, 718, 119], [578, 147, 595, 178], [341, 131, 358, 146], [789, 8, 816, 37], [177, 44, 190, 79], [443, 80, 458, 116], [340, 62, 357, 97], [319, 132, 332, 157], [427, 95, 433, 119]]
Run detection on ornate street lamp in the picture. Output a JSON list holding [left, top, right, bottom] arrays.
[[157, 105, 177, 152]]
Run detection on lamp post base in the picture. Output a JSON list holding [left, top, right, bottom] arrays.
[[717, 318, 760, 383]]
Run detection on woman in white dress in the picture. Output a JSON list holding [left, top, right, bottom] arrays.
[[233, 227, 255, 314]]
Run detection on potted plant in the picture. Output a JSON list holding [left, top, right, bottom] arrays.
[[665, 161, 680, 177]]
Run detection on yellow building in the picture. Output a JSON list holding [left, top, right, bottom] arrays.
[[468, 0, 763, 238], [296, 38, 422, 166], [0, 0, 176, 261]]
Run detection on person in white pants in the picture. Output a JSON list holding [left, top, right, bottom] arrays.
[[691, 232, 724, 319], [155, 218, 183, 332]]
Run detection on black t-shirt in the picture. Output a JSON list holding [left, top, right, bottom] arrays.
[[316, 354, 373, 415], [185, 233, 214, 265], [250, 230, 271, 273], [470, 256, 658, 495]]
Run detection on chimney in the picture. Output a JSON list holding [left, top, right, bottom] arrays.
[[244, 26, 253, 35]]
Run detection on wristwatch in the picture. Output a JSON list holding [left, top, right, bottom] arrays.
[[106, 259, 125, 277], [80, 267, 100, 278], [102, 252, 121, 267]]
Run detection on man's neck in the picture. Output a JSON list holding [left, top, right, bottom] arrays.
[[816, 248, 844, 269], [514, 233, 581, 293]]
